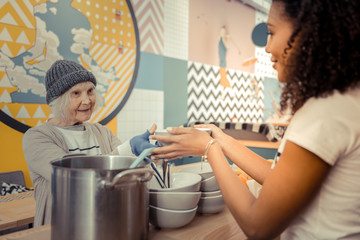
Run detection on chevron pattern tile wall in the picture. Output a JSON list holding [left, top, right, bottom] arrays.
[[132, 0, 164, 55], [187, 62, 264, 124]]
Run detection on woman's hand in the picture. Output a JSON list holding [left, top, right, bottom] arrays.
[[150, 127, 213, 161]]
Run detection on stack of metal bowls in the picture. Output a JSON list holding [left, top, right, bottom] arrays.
[[178, 162, 225, 214], [147, 172, 202, 228]]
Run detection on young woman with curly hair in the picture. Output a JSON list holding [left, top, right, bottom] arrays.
[[150, 0, 360, 239]]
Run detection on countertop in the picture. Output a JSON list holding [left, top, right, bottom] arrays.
[[0, 207, 246, 240], [0, 192, 35, 231], [0, 163, 248, 239]]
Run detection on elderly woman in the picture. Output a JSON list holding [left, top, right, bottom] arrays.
[[23, 59, 157, 227]]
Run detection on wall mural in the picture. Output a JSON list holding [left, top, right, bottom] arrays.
[[0, 0, 139, 133], [132, 0, 164, 55], [187, 61, 264, 124], [187, 23, 265, 124], [187, 0, 270, 125]]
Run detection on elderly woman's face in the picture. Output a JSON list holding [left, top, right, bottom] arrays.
[[66, 81, 96, 124]]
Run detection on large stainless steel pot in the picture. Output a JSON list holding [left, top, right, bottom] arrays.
[[51, 155, 153, 240]]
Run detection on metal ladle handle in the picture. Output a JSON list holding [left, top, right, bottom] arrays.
[[102, 168, 153, 189]]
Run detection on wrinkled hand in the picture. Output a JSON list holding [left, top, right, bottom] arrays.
[[150, 126, 213, 161], [130, 124, 159, 156]]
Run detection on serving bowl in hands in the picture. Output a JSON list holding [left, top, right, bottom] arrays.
[[148, 172, 201, 192], [153, 129, 173, 146], [149, 205, 198, 229], [149, 191, 201, 210], [194, 127, 212, 135]]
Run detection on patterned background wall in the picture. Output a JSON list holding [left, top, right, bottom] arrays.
[[131, 0, 188, 59], [132, 0, 164, 55], [186, 0, 274, 125], [117, 0, 167, 140], [0, 0, 275, 137], [119, 0, 275, 138], [0, 0, 139, 133], [187, 62, 264, 124], [1, 0, 276, 186], [118, 0, 190, 140]]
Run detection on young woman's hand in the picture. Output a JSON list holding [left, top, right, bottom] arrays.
[[150, 126, 213, 161]]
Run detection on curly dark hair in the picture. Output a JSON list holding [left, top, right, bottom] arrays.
[[274, 0, 360, 113]]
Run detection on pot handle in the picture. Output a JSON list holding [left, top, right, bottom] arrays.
[[102, 168, 153, 189]]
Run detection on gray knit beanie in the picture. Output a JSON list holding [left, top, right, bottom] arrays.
[[45, 60, 97, 104]]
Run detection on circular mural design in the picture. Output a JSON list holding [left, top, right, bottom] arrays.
[[0, 0, 139, 133], [251, 22, 268, 47]]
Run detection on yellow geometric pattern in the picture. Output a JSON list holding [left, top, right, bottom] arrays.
[[0, 102, 50, 126], [72, 0, 137, 123], [72, 0, 136, 51], [0, 0, 49, 58], [89, 47, 136, 123], [0, 69, 18, 112], [0, 67, 50, 126], [0, 0, 50, 127], [1, 0, 137, 128]]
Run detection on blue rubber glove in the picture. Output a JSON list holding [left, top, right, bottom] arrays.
[[130, 130, 160, 156]]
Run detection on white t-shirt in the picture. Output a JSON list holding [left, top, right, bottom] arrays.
[[276, 88, 360, 240]]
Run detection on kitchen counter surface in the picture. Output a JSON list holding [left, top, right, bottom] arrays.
[[0, 163, 247, 239], [0, 192, 35, 231], [0, 207, 246, 240], [149, 206, 245, 239]]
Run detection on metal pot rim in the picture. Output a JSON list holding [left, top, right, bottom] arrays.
[[50, 155, 141, 172]]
